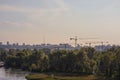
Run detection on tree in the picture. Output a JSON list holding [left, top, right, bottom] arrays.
[[75, 50, 92, 74]]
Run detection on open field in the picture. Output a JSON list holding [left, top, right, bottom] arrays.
[[26, 73, 105, 80]]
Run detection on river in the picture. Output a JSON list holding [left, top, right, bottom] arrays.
[[0, 67, 29, 80]]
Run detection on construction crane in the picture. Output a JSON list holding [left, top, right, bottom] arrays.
[[70, 36, 78, 47], [70, 36, 98, 47], [95, 41, 109, 46], [85, 42, 96, 47], [85, 41, 108, 47]]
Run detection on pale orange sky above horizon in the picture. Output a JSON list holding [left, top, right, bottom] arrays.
[[0, 0, 120, 45]]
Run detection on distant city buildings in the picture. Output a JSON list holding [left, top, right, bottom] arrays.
[[0, 42, 2, 45], [0, 41, 117, 51], [7, 41, 9, 45]]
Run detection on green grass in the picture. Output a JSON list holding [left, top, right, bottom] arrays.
[[26, 73, 103, 80]]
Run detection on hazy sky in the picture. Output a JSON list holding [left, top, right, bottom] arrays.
[[0, 0, 120, 45]]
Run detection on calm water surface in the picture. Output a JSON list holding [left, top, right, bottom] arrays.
[[0, 67, 29, 80]]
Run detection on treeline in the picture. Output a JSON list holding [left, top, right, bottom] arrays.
[[0, 47, 120, 79]]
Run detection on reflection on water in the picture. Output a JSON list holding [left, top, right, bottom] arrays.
[[0, 67, 29, 80]]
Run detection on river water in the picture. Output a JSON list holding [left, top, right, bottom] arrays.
[[0, 67, 29, 80]]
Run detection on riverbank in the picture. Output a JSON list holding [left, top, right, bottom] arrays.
[[26, 73, 105, 80], [0, 67, 29, 80], [0, 61, 4, 67]]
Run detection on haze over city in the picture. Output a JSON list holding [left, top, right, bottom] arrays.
[[0, 0, 120, 45]]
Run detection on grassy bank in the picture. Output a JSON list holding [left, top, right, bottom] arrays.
[[26, 73, 104, 80]]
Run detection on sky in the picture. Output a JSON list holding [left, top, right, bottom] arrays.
[[0, 0, 120, 45]]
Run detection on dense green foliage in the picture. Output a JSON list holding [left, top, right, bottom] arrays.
[[0, 47, 120, 79]]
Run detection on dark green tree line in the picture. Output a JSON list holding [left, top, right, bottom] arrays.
[[0, 47, 120, 79]]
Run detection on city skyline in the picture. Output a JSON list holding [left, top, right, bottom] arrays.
[[0, 0, 120, 45]]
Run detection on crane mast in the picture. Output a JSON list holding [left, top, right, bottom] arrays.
[[70, 36, 78, 47]]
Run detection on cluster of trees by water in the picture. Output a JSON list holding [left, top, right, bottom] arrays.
[[0, 47, 120, 79]]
